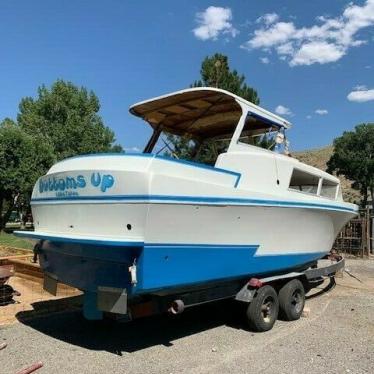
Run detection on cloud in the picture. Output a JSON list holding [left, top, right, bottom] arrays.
[[125, 146, 141, 152], [290, 41, 345, 66], [315, 109, 329, 115], [260, 57, 270, 64], [247, 22, 296, 49], [306, 115, 312, 119], [275, 105, 293, 116], [242, 0, 374, 66], [347, 87, 374, 102], [256, 13, 279, 26], [354, 84, 367, 90], [193, 6, 238, 41]]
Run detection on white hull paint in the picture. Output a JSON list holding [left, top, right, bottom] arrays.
[[30, 199, 353, 257], [27, 153, 357, 255]]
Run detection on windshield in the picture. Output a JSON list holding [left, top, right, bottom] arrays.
[[142, 110, 289, 164], [148, 131, 233, 165]]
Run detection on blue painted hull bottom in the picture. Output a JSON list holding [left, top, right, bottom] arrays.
[[38, 241, 327, 296]]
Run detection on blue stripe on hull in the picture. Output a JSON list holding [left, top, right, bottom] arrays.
[[37, 241, 327, 294], [52, 152, 242, 182], [38, 242, 137, 292], [135, 245, 326, 293], [29, 194, 357, 213]]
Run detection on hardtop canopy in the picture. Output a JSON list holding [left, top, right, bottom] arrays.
[[129, 88, 291, 141]]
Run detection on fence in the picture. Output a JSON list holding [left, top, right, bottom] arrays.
[[333, 208, 373, 257]]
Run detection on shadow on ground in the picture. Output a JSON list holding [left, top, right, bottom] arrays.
[[16, 298, 248, 355], [15, 281, 334, 355]]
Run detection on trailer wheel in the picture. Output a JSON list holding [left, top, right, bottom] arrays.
[[246, 285, 279, 332], [278, 279, 305, 321]]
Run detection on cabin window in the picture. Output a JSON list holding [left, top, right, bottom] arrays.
[[236, 113, 285, 151], [320, 179, 338, 199], [289, 169, 319, 195]]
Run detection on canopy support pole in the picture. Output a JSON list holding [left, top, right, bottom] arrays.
[[143, 126, 162, 153]]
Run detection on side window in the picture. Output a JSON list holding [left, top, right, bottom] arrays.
[[320, 179, 338, 199], [289, 169, 319, 195]]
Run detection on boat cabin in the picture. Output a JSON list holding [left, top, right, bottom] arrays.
[[130, 88, 342, 201], [130, 87, 290, 157]]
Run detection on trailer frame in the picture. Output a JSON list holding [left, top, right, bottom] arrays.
[[120, 254, 344, 321]]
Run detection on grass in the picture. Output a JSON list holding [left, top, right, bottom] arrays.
[[0, 232, 34, 251]]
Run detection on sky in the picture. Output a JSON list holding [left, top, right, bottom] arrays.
[[0, 0, 373, 152]]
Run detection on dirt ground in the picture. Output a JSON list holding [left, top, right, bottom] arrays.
[[0, 246, 31, 257], [0, 258, 373, 374], [0, 276, 81, 325]]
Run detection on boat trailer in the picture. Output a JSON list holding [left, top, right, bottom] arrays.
[[87, 254, 345, 332], [40, 250, 344, 331]]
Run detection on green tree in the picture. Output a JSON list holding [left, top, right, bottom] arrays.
[[327, 123, 374, 209], [192, 53, 260, 104], [18, 80, 122, 160], [0, 120, 55, 230]]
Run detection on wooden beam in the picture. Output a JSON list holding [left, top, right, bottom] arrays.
[[172, 111, 241, 130]]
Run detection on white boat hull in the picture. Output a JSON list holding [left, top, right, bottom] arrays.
[[17, 154, 357, 294]]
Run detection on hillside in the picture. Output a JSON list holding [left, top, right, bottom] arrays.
[[294, 146, 361, 204]]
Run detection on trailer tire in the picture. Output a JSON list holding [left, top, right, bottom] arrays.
[[278, 279, 305, 321], [246, 285, 279, 332]]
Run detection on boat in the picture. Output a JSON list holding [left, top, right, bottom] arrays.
[[15, 87, 358, 319]]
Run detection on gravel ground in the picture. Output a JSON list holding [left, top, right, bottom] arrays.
[[1, 258, 373, 374]]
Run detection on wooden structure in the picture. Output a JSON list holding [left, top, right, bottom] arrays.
[[333, 208, 373, 256], [129, 88, 290, 152]]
